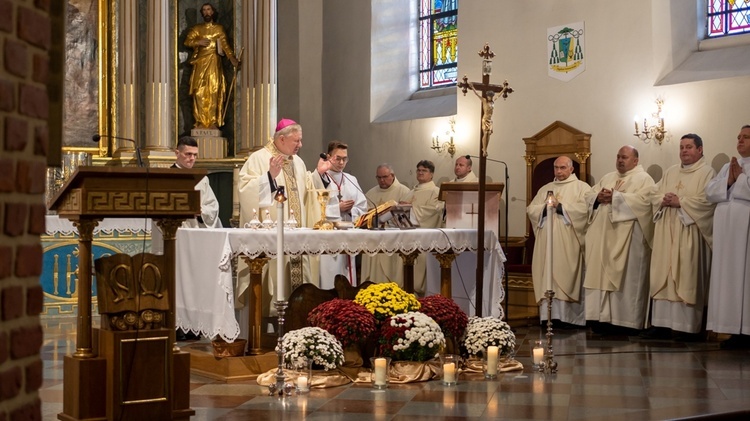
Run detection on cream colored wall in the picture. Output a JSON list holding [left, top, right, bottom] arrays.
[[281, 0, 750, 237]]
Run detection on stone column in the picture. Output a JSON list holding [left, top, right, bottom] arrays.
[[111, 0, 139, 163], [237, 0, 278, 155], [143, 0, 174, 162]]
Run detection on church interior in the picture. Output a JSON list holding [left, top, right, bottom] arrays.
[[3, 0, 750, 420]]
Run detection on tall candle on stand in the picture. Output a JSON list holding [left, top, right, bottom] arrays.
[[275, 187, 286, 300], [545, 191, 554, 291]]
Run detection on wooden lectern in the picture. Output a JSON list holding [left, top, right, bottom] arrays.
[[439, 182, 504, 238], [49, 167, 202, 421]]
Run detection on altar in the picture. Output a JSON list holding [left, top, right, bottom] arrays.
[[175, 227, 506, 344]]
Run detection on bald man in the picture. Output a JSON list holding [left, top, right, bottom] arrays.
[[526, 156, 590, 327], [584, 145, 656, 334], [452, 156, 478, 182]]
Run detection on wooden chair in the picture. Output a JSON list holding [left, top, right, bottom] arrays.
[[504, 121, 591, 326]]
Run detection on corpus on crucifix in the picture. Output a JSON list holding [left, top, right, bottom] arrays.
[[456, 43, 513, 317]]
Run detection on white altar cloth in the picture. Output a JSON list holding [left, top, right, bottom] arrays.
[[45, 215, 152, 235], [175, 228, 506, 342]]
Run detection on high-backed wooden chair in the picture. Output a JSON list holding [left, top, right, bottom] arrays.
[[504, 121, 591, 326]]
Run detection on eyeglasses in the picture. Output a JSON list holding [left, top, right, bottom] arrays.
[[331, 156, 348, 163]]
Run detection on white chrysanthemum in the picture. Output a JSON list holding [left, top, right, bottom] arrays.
[[460, 316, 516, 357]]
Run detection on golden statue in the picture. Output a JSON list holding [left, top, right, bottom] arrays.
[[184, 3, 239, 129]]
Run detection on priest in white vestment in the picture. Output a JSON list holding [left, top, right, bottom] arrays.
[[361, 163, 412, 285], [237, 119, 329, 312], [402, 160, 445, 294], [320, 141, 367, 288], [527, 156, 590, 327], [452, 155, 478, 182], [152, 136, 222, 255], [645, 134, 715, 339], [705, 125, 750, 349], [584, 145, 656, 333]]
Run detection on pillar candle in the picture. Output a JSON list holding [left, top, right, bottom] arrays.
[[545, 192, 554, 292], [486, 346, 498, 376], [533, 347, 544, 365], [276, 200, 284, 300], [443, 362, 456, 383], [297, 375, 308, 390], [373, 357, 387, 386]]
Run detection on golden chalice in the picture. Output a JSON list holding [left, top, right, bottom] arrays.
[[313, 190, 334, 230]]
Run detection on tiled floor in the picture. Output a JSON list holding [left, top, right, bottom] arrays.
[[40, 318, 750, 420]]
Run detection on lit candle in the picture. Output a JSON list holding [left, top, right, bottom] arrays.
[[297, 375, 308, 390], [545, 191, 554, 292], [232, 166, 239, 217], [486, 346, 498, 376], [533, 347, 544, 365], [443, 362, 456, 383], [373, 357, 387, 386]]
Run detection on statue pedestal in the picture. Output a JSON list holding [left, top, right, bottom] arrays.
[[191, 128, 226, 159]]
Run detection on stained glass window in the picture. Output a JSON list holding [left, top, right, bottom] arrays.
[[707, 0, 750, 37], [419, 0, 458, 89]]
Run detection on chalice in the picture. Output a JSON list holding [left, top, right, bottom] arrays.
[[313, 190, 334, 230]]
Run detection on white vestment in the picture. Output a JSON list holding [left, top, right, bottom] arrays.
[[705, 156, 750, 335], [405, 181, 444, 294], [151, 173, 221, 254], [527, 174, 590, 326], [237, 143, 326, 312], [584, 165, 656, 329], [361, 178, 412, 285], [650, 158, 715, 333], [452, 171, 478, 183], [319, 171, 368, 288]]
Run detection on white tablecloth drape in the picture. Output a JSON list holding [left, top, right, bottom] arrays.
[[45, 215, 152, 235], [176, 228, 506, 342]]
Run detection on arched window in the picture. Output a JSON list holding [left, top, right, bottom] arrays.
[[418, 0, 458, 89], [707, 0, 750, 37]]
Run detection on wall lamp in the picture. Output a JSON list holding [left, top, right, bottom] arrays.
[[431, 117, 457, 158], [634, 98, 667, 144]]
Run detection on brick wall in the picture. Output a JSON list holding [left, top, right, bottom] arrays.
[[0, 0, 50, 419]]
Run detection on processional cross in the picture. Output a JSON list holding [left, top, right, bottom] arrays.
[[456, 43, 513, 317]]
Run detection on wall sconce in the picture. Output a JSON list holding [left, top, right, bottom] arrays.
[[634, 98, 667, 144], [430, 117, 457, 158]]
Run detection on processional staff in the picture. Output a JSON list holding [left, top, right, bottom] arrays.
[[457, 43, 513, 317]]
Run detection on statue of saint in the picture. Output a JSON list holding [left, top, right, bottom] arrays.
[[184, 3, 239, 130]]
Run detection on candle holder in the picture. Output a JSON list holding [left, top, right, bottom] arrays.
[[294, 357, 312, 394], [538, 290, 558, 373], [313, 190, 334, 230], [370, 357, 391, 390], [269, 300, 290, 396], [439, 353, 460, 386], [531, 339, 544, 370]]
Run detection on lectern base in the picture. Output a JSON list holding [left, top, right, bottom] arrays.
[[58, 356, 107, 421]]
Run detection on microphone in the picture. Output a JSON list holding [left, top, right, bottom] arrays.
[[466, 154, 507, 167], [319, 152, 328, 160], [320, 152, 382, 230], [93, 134, 144, 167]]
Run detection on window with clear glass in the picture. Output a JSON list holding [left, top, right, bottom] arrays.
[[707, 0, 750, 37], [419, 0, 458, 89]]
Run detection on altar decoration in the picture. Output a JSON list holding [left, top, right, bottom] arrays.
[[279, 326, 345, 371], [378, 311, 445, 362], [460, 316, 522, 373], [307, 298, 378, 348], [418, 294, 468, 340], [354, 282, 420, 321]]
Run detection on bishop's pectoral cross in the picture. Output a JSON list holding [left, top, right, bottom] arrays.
[[457, 44, 514, 157]]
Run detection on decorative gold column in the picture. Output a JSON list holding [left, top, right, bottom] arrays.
[[143, 0, 174, 158], [238, 0, 278, 154], [399, 251, 419, 294], [116, 0, 138, 156], [243, 255, 270, 355], [434, 252, 457, 298], [156, 218, 185, 352]]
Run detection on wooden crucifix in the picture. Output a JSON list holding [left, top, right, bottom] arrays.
[[457, 43, 513, 317]]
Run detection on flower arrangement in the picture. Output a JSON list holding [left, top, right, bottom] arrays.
[[418, 294, 468, 340], [378, 311, 445, 362], [278, 326, 345, 371], [307, 298, 378, 348], [354, 282, 421, 321], [460, 316, 516, 358]]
